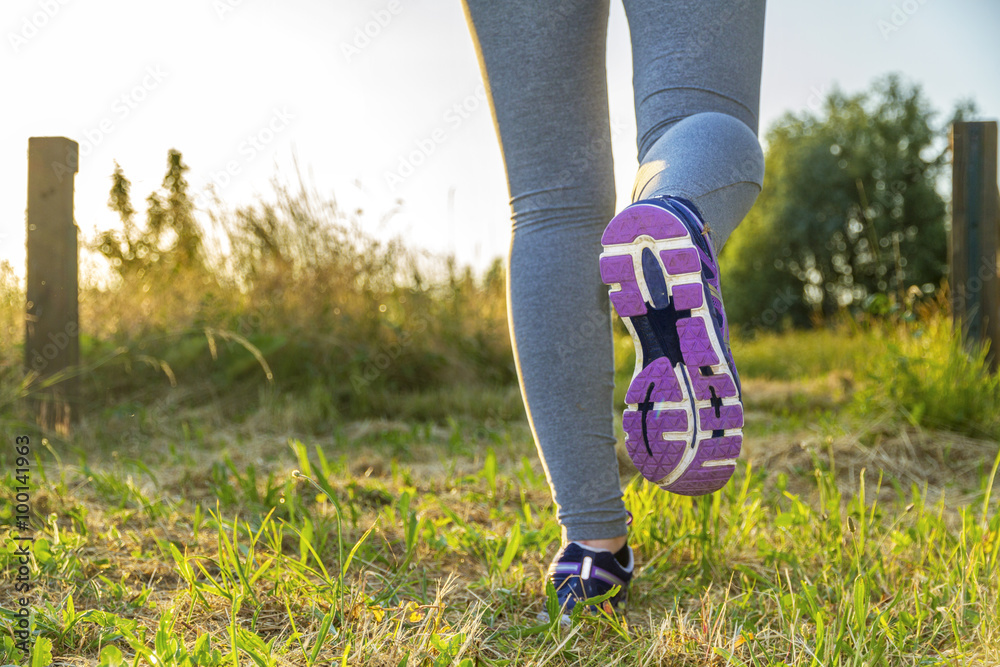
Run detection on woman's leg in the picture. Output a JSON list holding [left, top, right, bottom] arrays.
[[461, 0, 628, 542], [597, 0, 766, 496], [623, 0, 767, 250]]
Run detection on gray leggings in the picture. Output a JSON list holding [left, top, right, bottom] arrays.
[[462, 0, 766, 541]]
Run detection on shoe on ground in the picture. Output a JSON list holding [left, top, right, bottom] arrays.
[[537, 541, 633, 624]]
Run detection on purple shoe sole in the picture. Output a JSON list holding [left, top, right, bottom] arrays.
[[600, 202, 742, 495]]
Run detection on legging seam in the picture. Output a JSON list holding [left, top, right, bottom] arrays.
[[637, 85, 758, 126]]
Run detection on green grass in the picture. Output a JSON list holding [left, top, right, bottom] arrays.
[[1, 158, 999, 664], [1, 400, 998, 665], [852, 313, 1000, 439], [730, 326, 871, 382]]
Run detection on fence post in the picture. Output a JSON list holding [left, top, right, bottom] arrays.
[[951, 121, 1000, 371], [25, 136, 80, 435]]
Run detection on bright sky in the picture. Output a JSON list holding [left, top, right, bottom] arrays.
[[1, 0, 998, 280]]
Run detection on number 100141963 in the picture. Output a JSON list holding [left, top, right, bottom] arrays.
[[14, 435, 31, 531]]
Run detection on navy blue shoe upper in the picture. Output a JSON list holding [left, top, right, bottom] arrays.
[[547, 542, 633, 615]]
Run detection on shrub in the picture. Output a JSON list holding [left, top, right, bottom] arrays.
[[75, 153, 515, 419], [852, 312, 1000, 438]]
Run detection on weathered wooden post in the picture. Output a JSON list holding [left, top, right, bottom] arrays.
[[951, 121, 1000, 371], [25, 136, 79, 434]]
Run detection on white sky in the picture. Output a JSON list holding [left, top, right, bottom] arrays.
[[1, 0, 998, 279]]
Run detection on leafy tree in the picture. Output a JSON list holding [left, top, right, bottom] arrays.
[[721, 74, 973, 331]]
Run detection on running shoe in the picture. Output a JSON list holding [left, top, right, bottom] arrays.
[[538, 541, 633, 623], [599, 195, 743, 496]]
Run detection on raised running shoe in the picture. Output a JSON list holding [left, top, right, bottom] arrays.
[[599, 195, 743, 495]]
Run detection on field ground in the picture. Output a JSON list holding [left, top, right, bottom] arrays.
[[1, 327, 1000, 666]]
